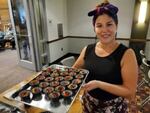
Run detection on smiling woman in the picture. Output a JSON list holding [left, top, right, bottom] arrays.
[[72, 1, 138, 113]]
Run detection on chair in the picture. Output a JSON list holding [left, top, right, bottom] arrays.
[[139, 50, 146, 59], [138, 58, 150, 88], [140, 69, 150, 108], [138, 58, 150, 109], [60, 56, 75, 67], [140, 58, 150, 73]]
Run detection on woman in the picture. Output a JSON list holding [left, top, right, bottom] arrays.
[[72, 1, 138, 113]]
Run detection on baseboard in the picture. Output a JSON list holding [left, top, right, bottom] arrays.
[[49, 53, 79, 65]]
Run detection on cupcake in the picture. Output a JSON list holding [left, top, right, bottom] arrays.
[[41, 71, 49, 77], [50, 72, 59, 77], [43, 87, 54, 95], [45, 77, 54, 82], [64, 76, 73, 81], [39, 82, 49, 89], [43, 87, 54, 100], [60, 71, 69, 76], [68, 68, 74, 72], [64, 68, 69, 72], [19, 90, 31, 101], [69, 71, 76, 76], [55, 85, 65, 92], [62, 90, 72, 98], [50, 81, 59, 87], [79, 70, 87, 75], [31, 87, 42, 96], [60, 72, 65, 76], [55, 76, 64, 81], [72, 79, 82, 84], [60, 81, 70, 87], [68, 84, 78, 90], [75, 74, 84, 79], [48, 91, 60, 102], [74, 69, 81, 73], [52, 69, 60, 74], [29, 80, 39, 87], [36, 75, 45, 82], [47, 67, 52, 73]]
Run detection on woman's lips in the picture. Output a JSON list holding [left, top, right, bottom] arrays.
[[101, 34, 110, 39]]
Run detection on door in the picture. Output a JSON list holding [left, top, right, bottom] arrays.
[[8, 0, 36, 70], [8, 0, 50, 71]]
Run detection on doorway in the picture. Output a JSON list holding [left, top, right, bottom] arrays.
[[8, 0, 50, 71]]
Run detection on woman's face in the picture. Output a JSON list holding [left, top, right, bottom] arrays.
[[94, 14, 117, 44]]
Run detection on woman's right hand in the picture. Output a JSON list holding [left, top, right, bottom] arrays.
[[82, 80, 100, 92]]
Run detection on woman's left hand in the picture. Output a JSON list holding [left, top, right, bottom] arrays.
[[83, 80, 100, 92]]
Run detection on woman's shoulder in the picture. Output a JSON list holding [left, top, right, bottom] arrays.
[[118, 43, 135, 58], [124, 48, 136, 57], [85, 43, 96, 52], [121, 47, 137, 63]]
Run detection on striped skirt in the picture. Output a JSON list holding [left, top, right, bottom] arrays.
[[81, 92, 128, 113]]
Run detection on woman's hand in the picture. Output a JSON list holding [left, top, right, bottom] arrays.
[[83, 80, 100, 92]]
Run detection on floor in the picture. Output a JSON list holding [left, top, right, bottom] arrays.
[[0, 49, 35, 93]]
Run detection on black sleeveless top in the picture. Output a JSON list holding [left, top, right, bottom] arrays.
[[84, 43, 128, 101]]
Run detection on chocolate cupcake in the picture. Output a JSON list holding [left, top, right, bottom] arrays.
[[43, 87, 54, 100], [79, 70, 87, 75], [62, 90, 72, 98], [36, 75, 45, 82], [68, 83, 78, 90], [74, 68, 81, 73], [72, 79, 82, 84], [69, 71, 76, 76], [19, 90, 31, 101], [29, 80, 39, 87], [75, 74, 84, 79], [68, 68, 74, 72], [43, 87, 54, 95], [64, 76, 73, 81], [50, 81, 59, 87], [47, 67, 52, 73], [60, 81, 70, 87], [59, 72, 65, 76], [55, 76, 64, 81], [64, 68, 69, 72], [55, 85, 65, 92], [39, 82, 49, 89], [50, 72, 59, 77], [41, 71, 49, 77], [49, 91, 60, 102], [45, 77, 54, 82], [31, 87, 42, 96], [61, 71, 69, 76]]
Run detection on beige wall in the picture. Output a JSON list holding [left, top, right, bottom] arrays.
[[0, 0, 10, 31]]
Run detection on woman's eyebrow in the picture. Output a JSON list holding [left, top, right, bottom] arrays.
[[96, 20, 113, 25], [107, 20, 113, 23]]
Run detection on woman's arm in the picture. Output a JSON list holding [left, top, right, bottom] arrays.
[[83, 49, 138, 100], [72, 47, 86, 69]]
